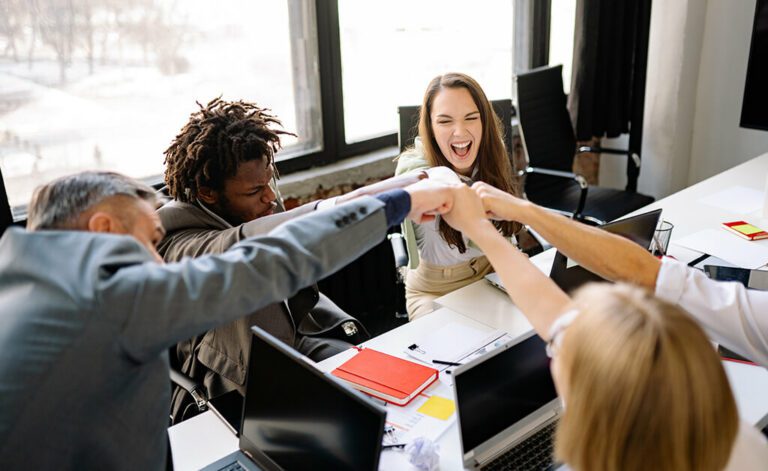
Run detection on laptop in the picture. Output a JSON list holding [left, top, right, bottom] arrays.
[[486, 209, 662, 294], [203, 326, 386, 471], [453, 330, 561, 470]]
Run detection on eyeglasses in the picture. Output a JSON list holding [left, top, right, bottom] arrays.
[[546, 309, 580, 359]]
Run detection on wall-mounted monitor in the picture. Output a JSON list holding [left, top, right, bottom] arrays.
[[741, 0, 768, 131]]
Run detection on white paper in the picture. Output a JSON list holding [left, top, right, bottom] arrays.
[[168, 411, 238, 471], [698, 186, 764, 215], [671, 229, 768, 269], [383, 379, 455, 444], [404, 321, 504, 368]]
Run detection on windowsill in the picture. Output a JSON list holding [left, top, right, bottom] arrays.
[[276, 146, 400, 199], [8, 146, 402, 224]]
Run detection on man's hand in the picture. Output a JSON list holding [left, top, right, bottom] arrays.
[[404, 179, 460, 224], [472, 181, 531, 223], [441, 185, 495, 239]]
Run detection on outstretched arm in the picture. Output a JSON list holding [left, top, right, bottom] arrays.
[[442, 185, 571, 340], [473, 182, 661, 289]]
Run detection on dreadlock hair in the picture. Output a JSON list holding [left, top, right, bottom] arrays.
[[418, 73, 522, 252], [163, 97, 296, 203]]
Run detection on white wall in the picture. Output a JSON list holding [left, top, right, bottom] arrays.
[[688, 0, 768, 186], [603, 0, 768, 198]]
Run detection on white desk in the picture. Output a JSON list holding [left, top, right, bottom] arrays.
[[436, 152, 768, 430], [169, 153, 768, 469]]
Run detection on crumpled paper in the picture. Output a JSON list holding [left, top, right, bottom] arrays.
[[406, 437, 440, 471]]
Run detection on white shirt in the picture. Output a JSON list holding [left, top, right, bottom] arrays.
[[655, 258, 768, 369]]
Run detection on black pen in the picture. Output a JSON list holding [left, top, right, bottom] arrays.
[[432, 359, 461, 367], [383, 443, 406, 450]]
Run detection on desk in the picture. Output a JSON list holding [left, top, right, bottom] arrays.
[[169, 153, 768, 469], [436, 152, 768, 430]]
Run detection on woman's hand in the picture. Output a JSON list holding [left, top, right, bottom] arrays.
[[472, 181, 531, 223]]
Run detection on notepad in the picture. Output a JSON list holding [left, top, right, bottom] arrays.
[[331, 348, 439, 406]]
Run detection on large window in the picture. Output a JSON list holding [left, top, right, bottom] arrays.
[[338, 0, 514, 144], [549, 0, 577, 92], [0, 0, 567, 219], [0, 0, 320, 208]]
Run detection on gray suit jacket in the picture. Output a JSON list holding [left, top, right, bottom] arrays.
[[0, 196, 387, 470], [157, 200, 353, 400]]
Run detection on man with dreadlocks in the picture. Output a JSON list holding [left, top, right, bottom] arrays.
[[158, 98, 417, 423]]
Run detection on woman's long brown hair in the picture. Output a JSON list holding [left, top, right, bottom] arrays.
[[418, 73, 522, 252]]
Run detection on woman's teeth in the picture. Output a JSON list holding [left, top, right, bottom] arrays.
[[451, 141, 471, 157]]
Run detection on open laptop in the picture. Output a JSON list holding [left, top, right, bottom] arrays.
[[453, 329, 561, 470], [486, 209, 662, 294], [203, 326, 386, 471]]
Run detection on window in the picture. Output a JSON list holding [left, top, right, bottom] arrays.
[[337, 0, 515, 144], [0, 0, 561, 219], [0, 0, 320, 208], [549, 0, 577, 92]]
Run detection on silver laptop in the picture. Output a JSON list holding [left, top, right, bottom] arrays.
[[452, 330, 561, 470], [202, 326, 386, 471]]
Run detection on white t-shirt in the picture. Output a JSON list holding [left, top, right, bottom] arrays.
[[655, 257, 768, 368]]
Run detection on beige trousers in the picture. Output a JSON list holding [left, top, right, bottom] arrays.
[[405, 256, 492, 321]]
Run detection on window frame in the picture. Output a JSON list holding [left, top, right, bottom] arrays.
[[0, 0, 551, 226]]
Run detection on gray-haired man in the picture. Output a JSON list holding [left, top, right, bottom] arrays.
[[0, 170, 459, 470]]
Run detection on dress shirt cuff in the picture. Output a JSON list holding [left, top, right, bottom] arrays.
[[654, 257, 688, 305], [315, 197, 340, 211], [375, 189, 411, 228]]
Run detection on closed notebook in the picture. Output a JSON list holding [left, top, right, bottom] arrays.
[[331, 348, 439, 406], [721, 221, 768, 240]]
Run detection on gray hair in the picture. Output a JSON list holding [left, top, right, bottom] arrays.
[[27, 171, 159, 231]]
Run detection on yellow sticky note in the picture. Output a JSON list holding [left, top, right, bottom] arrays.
[[417, 395, 456, 421], [732, 223, 763, 235]]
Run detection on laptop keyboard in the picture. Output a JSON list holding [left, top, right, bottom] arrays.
[[483, 421, 557, 471], [215, 461, 248, 471]]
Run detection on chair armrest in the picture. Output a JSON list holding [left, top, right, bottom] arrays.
[[387, 232, 409, 269], [577, 146, 641, 169], [170, 367, 208, 413], [521, 167, 589, 220]]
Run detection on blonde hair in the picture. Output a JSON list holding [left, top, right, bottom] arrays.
[[555, 283, 738, 471]]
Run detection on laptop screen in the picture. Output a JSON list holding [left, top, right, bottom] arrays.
[[550, 209, 662, 293], [454, 334, 558, 453], [241, 327, 385, 471]]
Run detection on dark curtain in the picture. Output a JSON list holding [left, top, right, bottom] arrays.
[[568, 0, 653, 141]]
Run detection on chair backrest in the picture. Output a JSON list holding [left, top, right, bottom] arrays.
[[515, 65, 577, 172], [398, 99, 514, 157]]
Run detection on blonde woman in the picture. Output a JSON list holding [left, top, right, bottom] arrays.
[[441, 183, 768, 470], [395, 73, 522, 320]]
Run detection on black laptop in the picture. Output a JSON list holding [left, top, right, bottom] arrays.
[[202, 326, 386, 471], [548, 209, 662, 292], [485, 209, 662, 294]]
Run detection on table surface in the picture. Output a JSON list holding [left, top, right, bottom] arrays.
[[169, 152, 768, 471]]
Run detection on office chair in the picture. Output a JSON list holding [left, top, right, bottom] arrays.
[[514, 65, 654, 224]]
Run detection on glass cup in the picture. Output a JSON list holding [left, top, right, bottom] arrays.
[[650, 220, 674, 256]]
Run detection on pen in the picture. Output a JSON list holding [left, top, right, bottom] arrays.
[[432, 359, 462, 367], [383, 443, 406, 450]]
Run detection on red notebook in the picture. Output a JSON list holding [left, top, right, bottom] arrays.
[[721, 221, 768, 240], [331, 348, 439, 406]]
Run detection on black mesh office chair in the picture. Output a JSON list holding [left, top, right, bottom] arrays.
[[515, 65, 654, 224]]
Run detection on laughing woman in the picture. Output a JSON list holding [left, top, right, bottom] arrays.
[[395, 73, 522, 320]]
